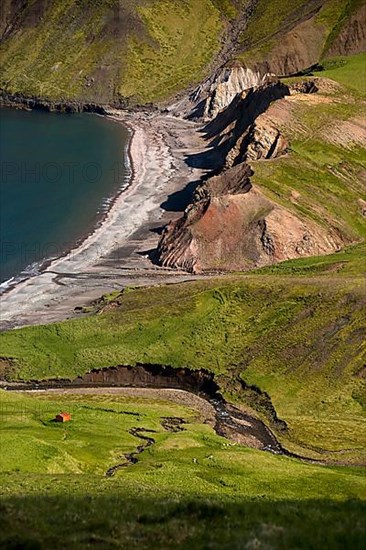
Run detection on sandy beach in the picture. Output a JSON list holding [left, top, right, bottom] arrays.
[[0, 111, 210, 330]]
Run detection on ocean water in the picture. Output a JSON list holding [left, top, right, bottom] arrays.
[[0, 108, 129, 286]]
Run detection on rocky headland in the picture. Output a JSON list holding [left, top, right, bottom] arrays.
[[157, 76, 347, 273]]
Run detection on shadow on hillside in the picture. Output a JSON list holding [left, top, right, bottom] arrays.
[[0, 494, 364, 549], [184, 144, 226, 171]]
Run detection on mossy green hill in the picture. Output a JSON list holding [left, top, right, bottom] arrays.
[[1, 245, 365, 465], [1, 0, 364, 104], [1, 3, 365, 546]]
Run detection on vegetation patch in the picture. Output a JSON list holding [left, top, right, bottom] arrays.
[[317, 52, 366, 93], [1, 247, 365, 463], [0, 390, 365, 548], [0, 0, 235, 104]]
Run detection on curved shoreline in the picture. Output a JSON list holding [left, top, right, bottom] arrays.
[[0, 111, 148, 321], [31, 115, 136, 276], [0, 111, 207, 329], [0, 113, 134, 297]]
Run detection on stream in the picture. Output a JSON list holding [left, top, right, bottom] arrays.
[[2, 364, 311, 463]]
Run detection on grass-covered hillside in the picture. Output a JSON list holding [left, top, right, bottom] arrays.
[[0, 0, 364, 104], [318, 52, 366, 93], [1, 245, 365, 465], [1, 389, 365, 548], [237, 0, 365, 73], [0, 0, 228, 104], [252, 53, 366, 248]]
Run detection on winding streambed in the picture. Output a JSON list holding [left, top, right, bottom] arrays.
[[3, 364, 310, 462], [105, 427, 157, 477], [105, 417, 186, 476]]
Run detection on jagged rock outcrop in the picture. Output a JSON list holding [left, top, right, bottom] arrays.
[[223, 111, 289, 169], [157, 80, 345, 273], [158, 163, 267, 273], [157, 161, 342, 273], [170, 63, 278, 120], [200, 81, 290, 168], [240, 119, 289, 163], [185, 64, 275, 121], [203, 69, 267, 121]]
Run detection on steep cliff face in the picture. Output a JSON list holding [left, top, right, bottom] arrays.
[[237, 0, 366, 78], [252, 16, 327, 76], [157, 160, 342, 273], [326, 4, 366, 57], [184, 64, 273, 120], [200, 81, 290, 167], [157, 76, 362, 273], [157, 163, 272, 273]]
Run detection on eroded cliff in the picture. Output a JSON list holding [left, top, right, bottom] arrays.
[[157, 75, 362, 273]]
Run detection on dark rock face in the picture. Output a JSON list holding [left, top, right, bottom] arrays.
[[0, 91, 108, 113], [74, 364, 220, 396], [326, 4, 366, 57], [6, 363, 221, 398]]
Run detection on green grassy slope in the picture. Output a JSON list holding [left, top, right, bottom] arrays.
[[237, 0, 364, 69], [1, 246, 365, 464], [0, 390, 199, 475], [118, 0, 223, 102], [0, 390, 365, 548], [318, 52, 366, 93], [0, 0, 364, 104], [0, 0, 233, 103], [254, 56, 366, 247]]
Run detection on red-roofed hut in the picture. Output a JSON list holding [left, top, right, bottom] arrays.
[[55, 412, 71, 423]]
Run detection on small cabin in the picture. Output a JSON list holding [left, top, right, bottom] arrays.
[[54, 412, 71, 423]]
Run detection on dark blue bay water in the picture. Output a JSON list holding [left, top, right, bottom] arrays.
[[0, 108, 129, 286]]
